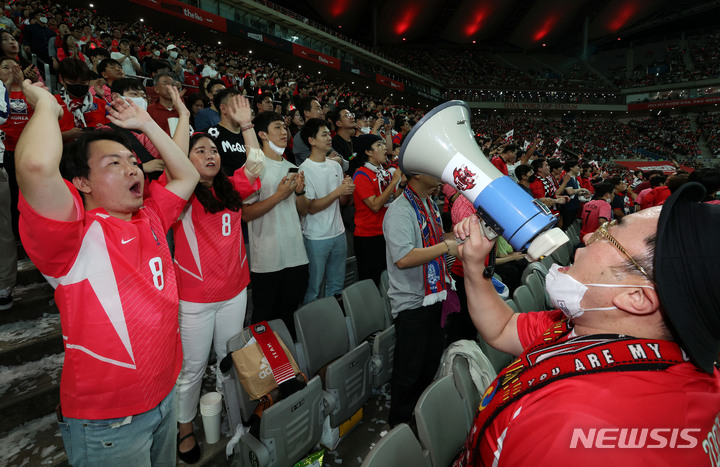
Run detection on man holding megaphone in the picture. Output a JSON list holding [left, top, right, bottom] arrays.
[[383, 171, 458, 427]]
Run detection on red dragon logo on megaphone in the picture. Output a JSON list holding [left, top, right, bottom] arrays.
[[453, 165, 477, 191]]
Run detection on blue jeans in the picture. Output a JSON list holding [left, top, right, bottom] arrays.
[[303, 233, 347, 303], [58, 388, 177, 467]]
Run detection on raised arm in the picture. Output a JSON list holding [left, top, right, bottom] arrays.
[[15, 80, 75, 222], [107, 96, 199, 201], [168, 85, 190, 155], [454, 215, 523, 356]]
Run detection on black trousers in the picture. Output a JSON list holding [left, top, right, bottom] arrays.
[[389, 302, 444, 427], [353, 234, 386, 286], [250, 264, 309, 339], [445, 272, 478, 345]]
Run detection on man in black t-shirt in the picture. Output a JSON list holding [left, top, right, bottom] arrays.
[[206, 88, 255, 175]]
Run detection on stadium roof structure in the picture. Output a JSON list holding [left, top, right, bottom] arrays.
[[267, 0, 720, 49]]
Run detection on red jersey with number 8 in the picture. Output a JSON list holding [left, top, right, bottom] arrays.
[[18, 180, 187, 420], [170, 168, 260, 303]]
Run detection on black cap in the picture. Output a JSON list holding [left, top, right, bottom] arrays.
[[655, 182, 720, 373]]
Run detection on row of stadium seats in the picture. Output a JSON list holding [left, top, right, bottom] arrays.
[[222, 278, 396, 467]]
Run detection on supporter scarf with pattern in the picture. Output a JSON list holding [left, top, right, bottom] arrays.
[[454, 319, 687, 466], [541, 174, 559, 197], [363, 161, 392, 195], [403, 185, 447, 305], [59, 86, 94, 128]]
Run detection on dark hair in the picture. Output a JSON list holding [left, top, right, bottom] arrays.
[[206, 78, 225, 93], [87, 47, 110, 60], [252, 111, 283, 136], [287, 108, 302, 135], [688, 168, 720, 200], [562, 159, 579, 172], [58, 58, 92, 81], [548, 158, 563, 172], [298, 96, 319, 117], [330, 104, 351, 128], [300, 118, 329, 148], [649, 174, 667, 188], [213, 88, 240, 113], [515, 164, 533, 181], [667, 173, 689, 193], [594, 182, 615, 199], [256, 92, 273, 107], [60, 34, 76, 55], [97, 58, 121, 76], [502, 144, 518, 154], [394, 115, 408, 133], [61, 130, 134, 182], [110, 77, 145, 96], [530, 157, 547, 173], [189, 133, 243, 214], [608, 176, 623, 188]]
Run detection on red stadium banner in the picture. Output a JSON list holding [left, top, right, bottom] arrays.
[[291, 44, 340, 70], [376, 74, 405, 92], [628, 96, 720, 111], [130, 0, 227, 33], [613, 160, 694, 174]]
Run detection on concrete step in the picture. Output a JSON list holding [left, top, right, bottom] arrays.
[[0, 414, 67, 467], [16, 258, 46, 287], [0, 353, 63, 436], [0, 282, 57, 326], [0, 314, 63, 366]]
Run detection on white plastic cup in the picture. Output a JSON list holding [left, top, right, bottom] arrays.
[[199, 392, 223, 444]]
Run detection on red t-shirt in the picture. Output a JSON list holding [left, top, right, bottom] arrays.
[[580, 199, 612, 240], [491, 156, 508, 176], [352, 166, 391, 237], [641, 186, 671, 210], [1, 89, 33, 151], [55, 94, 108, 131], [18, 180, 186, 420], [170, 169, 260, 302], [183, 73, 201, 95], [147, 102, 179, 136], [469, 310, 720, 466]]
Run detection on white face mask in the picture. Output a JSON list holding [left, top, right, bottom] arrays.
[[153, 50, 161, 56], [169, 50, 178, 59], [360, 126, 371, 134], [545, 263, 654, 319], [178, 58, 185, 67], [124, 96, 148, 111], [268, 140, 285, 156]]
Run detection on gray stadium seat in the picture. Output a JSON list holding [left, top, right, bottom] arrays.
[[550, 241, 571, 266], [342, 280, 396, 388], [540, 255, 554, 271], [505, 298, 519, 314], [452, 356, 489, 427], [294, 297, 372, 428], [415, 376, 469, 467], [379, 270, 393, 328], [513, 285, 537, 313], [361, 424, 430, 467], [476, 337, 515, 375], [520, 261, 549, 285], [524, 272, 548, 311], [225, 320, 325, 467], [345, 255, 358, 288]]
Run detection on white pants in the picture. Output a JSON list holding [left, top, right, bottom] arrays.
[[176, 290, 247, 424]]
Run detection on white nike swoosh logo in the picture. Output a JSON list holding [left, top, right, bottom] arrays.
[[121, 238, 136, 244]]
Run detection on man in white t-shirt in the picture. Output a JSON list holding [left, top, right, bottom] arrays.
[[299, 118, 354, 303], [244, 112, 310, 335]]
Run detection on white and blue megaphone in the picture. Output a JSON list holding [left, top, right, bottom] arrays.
[[399, 100, 568, 260]]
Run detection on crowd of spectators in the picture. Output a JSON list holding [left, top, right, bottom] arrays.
[[470, 114, 702, 161]]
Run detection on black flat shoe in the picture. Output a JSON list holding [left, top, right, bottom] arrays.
[[177, 431, 202, 464]]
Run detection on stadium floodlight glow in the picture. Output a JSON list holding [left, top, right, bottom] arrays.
[[89, 3, 94, 7], [140, 18, 144, 22]]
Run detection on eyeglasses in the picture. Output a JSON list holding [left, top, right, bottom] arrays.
[[586, 220, 653, 281]]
